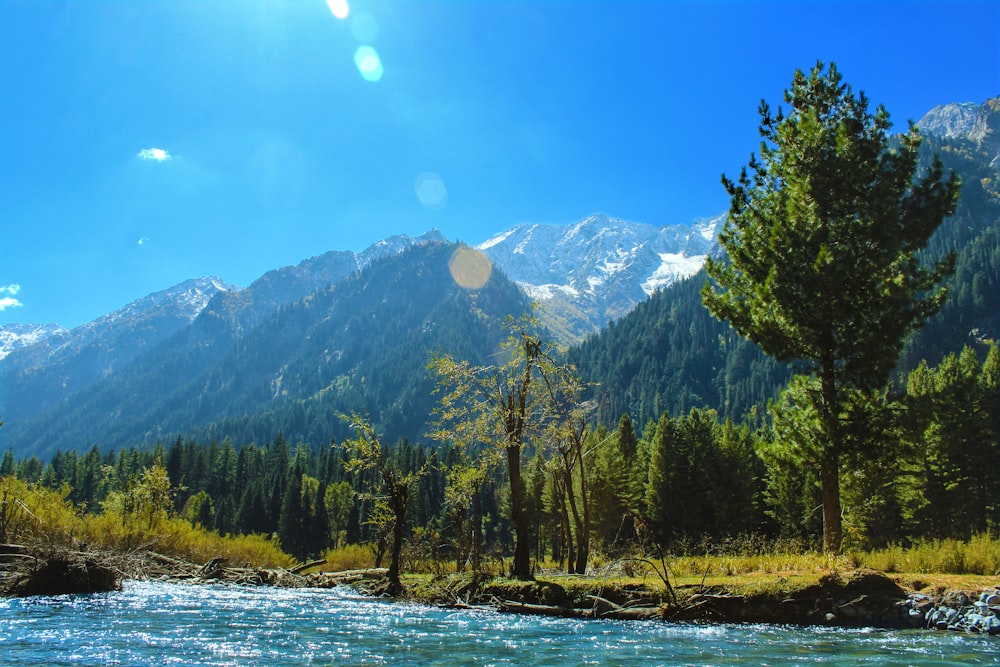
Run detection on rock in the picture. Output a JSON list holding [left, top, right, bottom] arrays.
[[942, 591, 970, 607]]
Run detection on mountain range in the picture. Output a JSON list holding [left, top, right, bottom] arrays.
[[1, 96, 997, 459], [0, 213, 714, 458], [477, 213, 721, 342]]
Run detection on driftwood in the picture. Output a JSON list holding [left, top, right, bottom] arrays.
[[584, 594, 661, 620], [0, 544, 321, 597], [0, 548, 120, 597], [499, 600, 592, 618], [307, 568, 389, 587], [291, 559, 327, 575]]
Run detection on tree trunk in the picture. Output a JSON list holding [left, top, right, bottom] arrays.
[[557, 478, 574, 574], [819, 353, 843, 553], [820, 449, 842, 554], [574, 429, 590, 575], [471, 490, 481, 572], [563, 470, 584, 574], [387, 496, 406, 596], [507, 445, 532, 580]]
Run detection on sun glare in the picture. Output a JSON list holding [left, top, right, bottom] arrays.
[[326, 0, 349, 20]]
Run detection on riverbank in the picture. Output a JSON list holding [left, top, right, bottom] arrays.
[[392, 567, 1000, 633], [3, 543, 997, 635]]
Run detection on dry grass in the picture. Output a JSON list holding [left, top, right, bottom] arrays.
[[849, 534, 1000, 576]]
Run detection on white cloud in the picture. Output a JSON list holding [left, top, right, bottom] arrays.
[[137, 147, 172, 162], [0, 284, 23, 310], [137, 236, 149, 246]]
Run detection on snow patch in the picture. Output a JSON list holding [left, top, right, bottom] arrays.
[[477, 228, 516, 250], [519, 282, 580, 301], [0, 323, 68, 360], [641, 253, 707, 295]]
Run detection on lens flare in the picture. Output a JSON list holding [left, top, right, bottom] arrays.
[[354, 46, 384, 82], [350, 12, 379, 42], [326, 0, 349, 20], [414, 172, 447, 209], [448, 246, 492, 290]]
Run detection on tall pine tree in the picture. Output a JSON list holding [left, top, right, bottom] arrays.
[[702, 62, 960, 552]]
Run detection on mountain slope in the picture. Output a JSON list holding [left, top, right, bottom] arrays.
[[0, 323, 67, 361], [919, 96, 1000, 166], [0, 230, 447, 429], [1, 277, 235, 423], [2, 242, 532, 458]]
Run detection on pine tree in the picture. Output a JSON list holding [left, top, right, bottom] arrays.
[[702, 62, 960, 552]]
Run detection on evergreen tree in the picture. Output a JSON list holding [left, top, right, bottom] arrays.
[[277, 469, 308, 560], [702, 62, 960, 552], [905, 345, 1000, 537], [0, 449, 14, 477]]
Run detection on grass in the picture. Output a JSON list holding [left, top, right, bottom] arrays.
[[850, 534, 1000, 576], [390, 535, 1000, 605], [1, 476, 293, 569]]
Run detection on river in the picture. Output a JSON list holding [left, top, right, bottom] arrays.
[[2, 581, 998, 666]]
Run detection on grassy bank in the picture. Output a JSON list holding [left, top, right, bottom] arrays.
[[0, 475, 292, 570]]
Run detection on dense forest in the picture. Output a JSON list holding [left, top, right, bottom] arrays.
[[2, 340, 996, 565]]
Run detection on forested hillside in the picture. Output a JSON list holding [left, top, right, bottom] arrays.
[[4, 242, 532, 460], [568, 272, 791, 429]]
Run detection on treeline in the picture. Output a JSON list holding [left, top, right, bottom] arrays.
[[4, 343, 995, 565]]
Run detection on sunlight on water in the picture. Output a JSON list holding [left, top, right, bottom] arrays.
[[1, 581, 998, 666]]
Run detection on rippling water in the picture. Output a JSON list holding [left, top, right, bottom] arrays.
[[2, 581, 998, 666]]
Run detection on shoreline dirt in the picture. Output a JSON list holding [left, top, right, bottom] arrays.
[[2, 544, 997, 634]]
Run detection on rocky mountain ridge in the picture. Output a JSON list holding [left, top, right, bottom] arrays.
[[918, 96, 999, 165], [477, 213, 722, 342]]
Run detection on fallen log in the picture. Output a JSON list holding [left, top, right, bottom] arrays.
[[599, 606, 662, 620], [499, 600, 592, 619], [291, 559, 326, 575]]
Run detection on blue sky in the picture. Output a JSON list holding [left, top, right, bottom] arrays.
[[1, 0, 997, 329]]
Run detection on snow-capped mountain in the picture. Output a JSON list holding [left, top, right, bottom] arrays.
[[918, 97, 1000, 165], [1, 276, 235, 423], [477, 213, 721, 342], [0, 323, 68, 361]]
